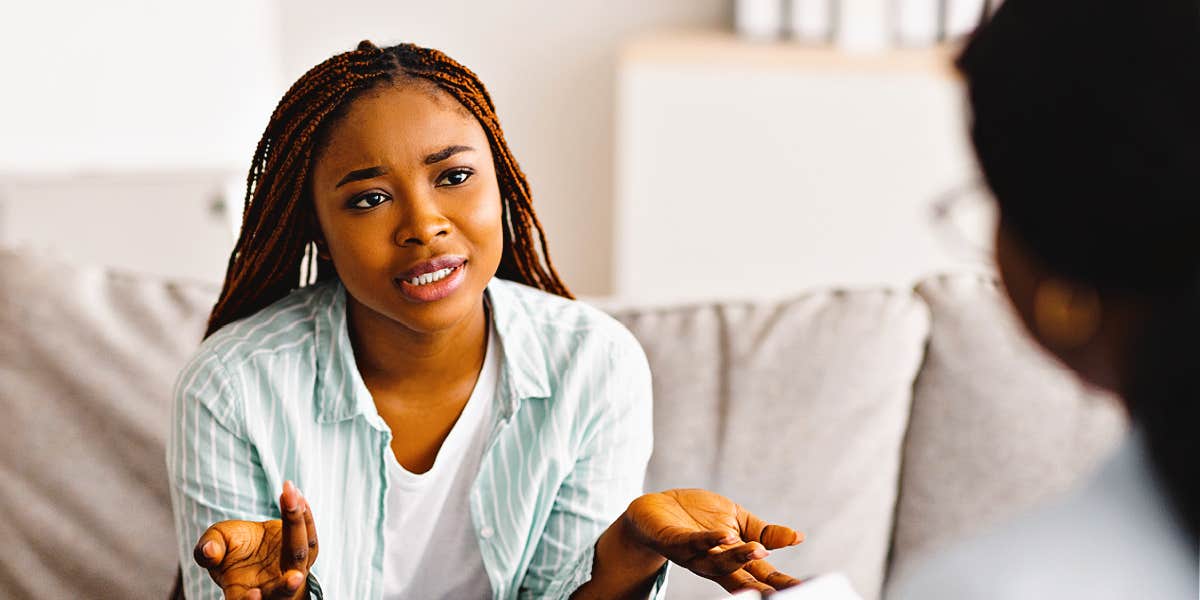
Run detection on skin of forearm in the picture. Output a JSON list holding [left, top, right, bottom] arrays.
[[570, 512, 666, 600]]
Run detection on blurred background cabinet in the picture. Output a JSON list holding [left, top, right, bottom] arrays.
[[614, 32, 989, 303]]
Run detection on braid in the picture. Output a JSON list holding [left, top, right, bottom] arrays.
[[205, 41, 571, 338]]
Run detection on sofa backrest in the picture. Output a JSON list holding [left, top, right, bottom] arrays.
[[0, 249, 216, 599], [0, 249, 1126, 600], [610, 289, 930, 600]]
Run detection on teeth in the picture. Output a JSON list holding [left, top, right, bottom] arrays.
[[408, 267, 455, 286]]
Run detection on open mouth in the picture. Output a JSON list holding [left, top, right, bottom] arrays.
[[403, 265, 461, 287], [393, 257, 469, 302]]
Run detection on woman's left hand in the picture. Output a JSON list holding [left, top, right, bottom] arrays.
[[622, 488, 805, 596]]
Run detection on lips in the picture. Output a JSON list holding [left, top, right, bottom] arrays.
[[393, 255, 469, 303], [396, 256, 467, 281]]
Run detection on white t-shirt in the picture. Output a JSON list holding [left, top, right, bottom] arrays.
[[381, 325, 499, 600]]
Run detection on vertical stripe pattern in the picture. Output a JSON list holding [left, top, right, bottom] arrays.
[[166, 278, 667, 599]]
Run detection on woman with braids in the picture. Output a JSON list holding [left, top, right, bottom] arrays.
[[169, 41, 802, 600], [891, 1, 1198, 598]]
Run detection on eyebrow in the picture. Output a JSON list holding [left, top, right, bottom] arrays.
[[335, 166, 389, 188], [424, 145, 475, 165]]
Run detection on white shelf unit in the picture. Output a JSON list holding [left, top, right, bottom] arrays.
[[614, 32, 991, 303]]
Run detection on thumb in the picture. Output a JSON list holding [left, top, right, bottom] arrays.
[[193, 528, 227, 569]]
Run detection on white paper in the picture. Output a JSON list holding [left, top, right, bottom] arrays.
[[787, 0, 833, 42], [946, 0, 987, 39], [722, 573, 865, 600], [736, 0, 785, 40], [895, 0, 940, 46], [837, 0, 890, 53]]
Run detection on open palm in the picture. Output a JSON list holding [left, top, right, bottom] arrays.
[[624, 489, 804, 595]]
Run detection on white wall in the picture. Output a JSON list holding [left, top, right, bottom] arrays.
[[0, 1, 284, 172], [278, 1, 728, 295], [1, 2, 730, 292]]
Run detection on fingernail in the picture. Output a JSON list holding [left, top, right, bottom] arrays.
[[202, 541, 216, 558], [749, 549, 769, 560], [288, 571, 304, 590], [720, 534, 738, 545], [282, 481, 300, 511]]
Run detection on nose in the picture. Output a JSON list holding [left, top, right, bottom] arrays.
[[394, 192, 451, 247]]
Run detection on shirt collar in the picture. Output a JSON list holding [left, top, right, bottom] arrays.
[[486, 278, 552, 418], [312, 278, 551, 425]]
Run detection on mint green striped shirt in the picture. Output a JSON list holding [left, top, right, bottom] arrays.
[[167, 278, 668, 599]]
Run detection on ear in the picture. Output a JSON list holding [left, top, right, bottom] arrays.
[[305, 209, 331, 260], [1032, 278, 1102, 351]]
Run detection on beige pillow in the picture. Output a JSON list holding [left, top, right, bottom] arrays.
[[611, 287, 929, 600], [886, 274, 1127, 592], [0, 248, 217, 599]]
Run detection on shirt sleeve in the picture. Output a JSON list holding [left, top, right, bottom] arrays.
[[519, 330, 669, 599], [166, 349, 275, 600]]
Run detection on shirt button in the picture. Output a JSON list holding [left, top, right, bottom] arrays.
[[480, 526, 494, 539]]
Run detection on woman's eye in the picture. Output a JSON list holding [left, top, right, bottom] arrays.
[[350, 192, 389, 209], [436, 169, 474, 187]]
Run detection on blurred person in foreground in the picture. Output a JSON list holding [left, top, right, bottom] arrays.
[[890, 0, 1199, 598]]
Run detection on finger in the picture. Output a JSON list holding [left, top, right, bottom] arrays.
[[715, 568, 775, 595], [194, 527, 228, 569], [649, 526, 737, 563], [739, 509, 804, 550], [279, 481, 310, 573], [697, 542, 769, 577], [760, 524, 803, 549], [221, 585, 253, 600], [680, 529, 738, 554], [265, 570, 306, 599], [745, 559, 803, 591], [301, 495, 319, 568]]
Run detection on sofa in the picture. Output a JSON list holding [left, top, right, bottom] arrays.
[[0, 248, 1126, 599]]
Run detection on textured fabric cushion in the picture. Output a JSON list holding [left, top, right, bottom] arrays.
[[610, 288, 930, 600], [0, 249, 217, 599], [885, 274, 1127, 593]]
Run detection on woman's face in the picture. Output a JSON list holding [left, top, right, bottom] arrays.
[[310, 83, 504, 336]]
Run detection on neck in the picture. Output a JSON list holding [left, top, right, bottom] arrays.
[[345, 293, 489, 399]]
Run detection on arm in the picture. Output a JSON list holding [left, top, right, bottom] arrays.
[[519, 334, 667, 599], [169, 351, 317, 600], [563, 338, 805, 598]]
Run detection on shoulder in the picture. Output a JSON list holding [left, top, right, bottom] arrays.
[[890, 441, 1197, 600], [195, 282, 333, 368], [175, 282, 333, 412], [489, 278, 645, 362]]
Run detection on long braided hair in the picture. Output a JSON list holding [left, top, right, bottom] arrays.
[[204, 41, 571, 339]]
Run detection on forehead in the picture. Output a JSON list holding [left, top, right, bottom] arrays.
[[317, 83, 485, 166]]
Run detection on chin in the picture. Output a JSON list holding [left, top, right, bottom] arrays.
[[393, 296, 481, 333]]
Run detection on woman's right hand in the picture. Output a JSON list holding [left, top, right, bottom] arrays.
[[192, 481, 318, 600]]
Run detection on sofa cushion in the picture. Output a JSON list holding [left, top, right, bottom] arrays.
[[0, 248, 217, 599], [885, 274, 1127, 592], [610, 288, 930, 600]]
